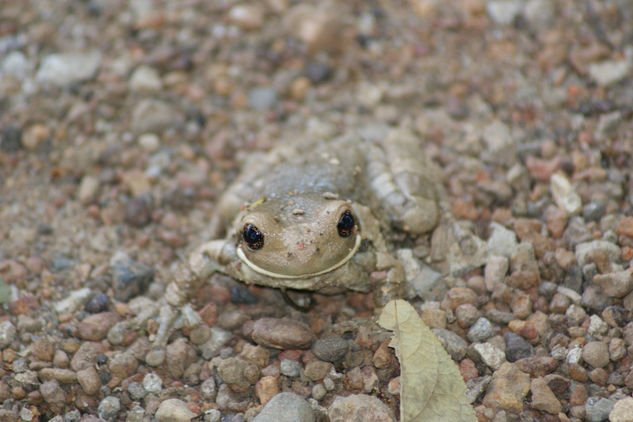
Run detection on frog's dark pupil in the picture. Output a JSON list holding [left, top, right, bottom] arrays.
[[337, 210, 355, 237], [243, 224, 264, 250]]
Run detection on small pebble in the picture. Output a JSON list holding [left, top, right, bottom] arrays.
[[327, 394, 395, 422], [155, 398, 196, 422], [609, 397, 633, 422], [467, 317, 494, 342], [585, 397, 615, 422], [280, 359, 301, 377], [530, 377, 562, 414], [97, 396, 121, 421], [252, 392, 315, 422], [582, 341, 610, 368], [251, 318, 315, 349], [142, 373, 162, 393], [311, 336, 349, 362], [504, 332, 533, 362]]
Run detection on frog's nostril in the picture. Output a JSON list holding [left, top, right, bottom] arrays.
[[242, 224, 264, 250]]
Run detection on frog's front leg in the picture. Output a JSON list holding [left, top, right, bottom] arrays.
[[352, 204, 406, 307], [151, 239, 236, 352]]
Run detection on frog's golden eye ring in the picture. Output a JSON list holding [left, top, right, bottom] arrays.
[[242, 223, 264, 250], [337, 210, 355, 237]]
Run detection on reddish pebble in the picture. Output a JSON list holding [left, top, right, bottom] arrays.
[[459, 358, 478, 381], [199, 302, 218, 326], [9, 295, 39, 315], [616, 216, 633, 238]]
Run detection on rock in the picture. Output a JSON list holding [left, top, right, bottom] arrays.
[[486, 0, 522, 25], [482, 121, 516, 164], [280, 359, 301, 377], [312, 336, 349, 362], [166, 338, 196, 379], [441, 287, 478, 310], [610, 397, 633, 422], [32, 336, 55, 361], [255, 376, 279, 405], [84, 292, 110, 314], [217, 357, 259, 391], [483, 362, 530, 413], [131, 99, 182, 134], [504, 332, 533, 362], [38, 368, 77, 384], [253, 392, 315, 422], [304, 62, 332, 83], [40, 380, 65, 406], [484, 255, 509, 291], [283, 3, 347, 52], [588, 58, 631, 87], [155, 398, 196, 422], [0, 125, 22, 152], [129, 65, 162, 92], [77, 312, 119, 341], [248, 87, 277, 110], [523, 0, 555, 29], [588, 314, 609, 336], [575, 240, 620, 267], [582, 341, 610, 368], [251, 318, 315, 349], [304, 360, 332, 381], [530, 377, 562, 414], [515, 356, 558, 377], [328, 394, 395, 422], [111, 258, 154, 302], [609, 338, 626, 361], [593, 268, 633, 297], [143, 373, 162, 393], [228, 4, 265, 30], [1, 51, 33, 79], [0, 321, 17, 349], [36, 51, 102, 86], [98, 396, 121, 421], [595, 111, 622, 142], [409, 264, 445, 301], [585, 397, 614, 422], [109, 352, 139, 380], [200, 377, 216, 401], [77, 367, 101, 395], [467, 317, 494, 342], [70, 342, 105, 371], [472, 342, 506, 370], [487, 223, 518, 258], [455, 303, 481, 328], [551, 172, 582, 214], [432, 328, 468, 361]]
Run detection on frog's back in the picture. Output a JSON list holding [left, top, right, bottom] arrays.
[[260, 139, 366, 201]]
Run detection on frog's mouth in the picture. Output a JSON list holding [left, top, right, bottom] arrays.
[[236, 234, 362, 279]]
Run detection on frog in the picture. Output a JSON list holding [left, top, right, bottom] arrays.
[[152, 127, 441, 349]]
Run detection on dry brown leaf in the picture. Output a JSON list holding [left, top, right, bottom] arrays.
[[378, 299, 477, 422]]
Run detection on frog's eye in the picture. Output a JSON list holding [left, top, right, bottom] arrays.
[[242, 224, 264, 250], [337, 210, 355, 237]]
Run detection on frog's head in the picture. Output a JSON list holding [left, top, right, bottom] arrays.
[[234, 194, 361, 279]]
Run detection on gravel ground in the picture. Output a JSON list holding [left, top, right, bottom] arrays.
[[2, 1, 633, 421]]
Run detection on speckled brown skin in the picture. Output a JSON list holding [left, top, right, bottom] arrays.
[[164, 129, 439, 311]]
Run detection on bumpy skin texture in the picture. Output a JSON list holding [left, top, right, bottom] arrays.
[[165, 130, 439, 308]]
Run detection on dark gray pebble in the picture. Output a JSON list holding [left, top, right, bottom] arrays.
[[112, 259, 154, 302], [312, 336, 349, 363], [504, 332, 533, 362]]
